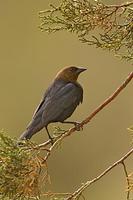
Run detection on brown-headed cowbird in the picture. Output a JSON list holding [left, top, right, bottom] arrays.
[[19, 66, 86, 141]]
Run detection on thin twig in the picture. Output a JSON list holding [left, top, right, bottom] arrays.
[[81, 71, 133, 125], [66, 148, 133, 200], [121, 161, 130, 200], [106, 1, 133, 8]]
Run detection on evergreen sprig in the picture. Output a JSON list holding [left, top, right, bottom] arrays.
[[39, 0, 133, 62], [0, 132, 47, 200]]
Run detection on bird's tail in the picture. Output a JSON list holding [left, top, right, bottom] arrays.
[[19, 129, 33, 140]]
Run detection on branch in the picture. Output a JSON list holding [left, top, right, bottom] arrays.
[[81, 71, 133, 125], [121, 161, 130, 200], [66, 148, 133, 200], [39, 71, 133, 162], [107, 1, 133, 8], [39, 0, 133, 62]]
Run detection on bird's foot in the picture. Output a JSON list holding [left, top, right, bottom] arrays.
[[61, 121, 83, 131], [49, 137, 54, 145], [73, 122, 83, 131]]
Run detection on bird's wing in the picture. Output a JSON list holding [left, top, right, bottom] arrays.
[[26, 82, 83, 132], [38, 82, 83, 123], [32, 80, 64, 118]]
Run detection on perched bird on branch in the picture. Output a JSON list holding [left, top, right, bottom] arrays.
[[19, 66, 86, 142]]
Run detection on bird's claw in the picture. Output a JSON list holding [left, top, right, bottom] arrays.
[[74, 122, 83, 131], [50, 137, 54, 145]]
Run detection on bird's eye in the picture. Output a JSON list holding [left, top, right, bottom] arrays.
[[70, 67, 77, 72]]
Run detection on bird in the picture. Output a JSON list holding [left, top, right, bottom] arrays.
[[19, 66, 87, 143]]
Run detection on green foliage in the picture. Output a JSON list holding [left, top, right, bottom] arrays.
[[0, 132, 47, 200], [39, 0, 133, 62], [53, 126, 66, 136], [128, 126, 133, 132], [0, 131, 70, 200]]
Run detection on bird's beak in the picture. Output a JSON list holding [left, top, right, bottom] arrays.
[[77, 67, 87, 74]]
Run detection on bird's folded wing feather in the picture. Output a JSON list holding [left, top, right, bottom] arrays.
[[32, 82, 83, 123]]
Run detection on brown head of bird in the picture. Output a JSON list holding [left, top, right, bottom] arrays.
[[55, 66, 87, 82]]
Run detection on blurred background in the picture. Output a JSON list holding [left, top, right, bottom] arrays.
[[0, 0, 133, 199]]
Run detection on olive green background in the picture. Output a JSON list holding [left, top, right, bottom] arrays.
[[0, 0, 133, 199]]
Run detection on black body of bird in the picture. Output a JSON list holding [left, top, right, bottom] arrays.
[[19, 66, 86, 141]]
